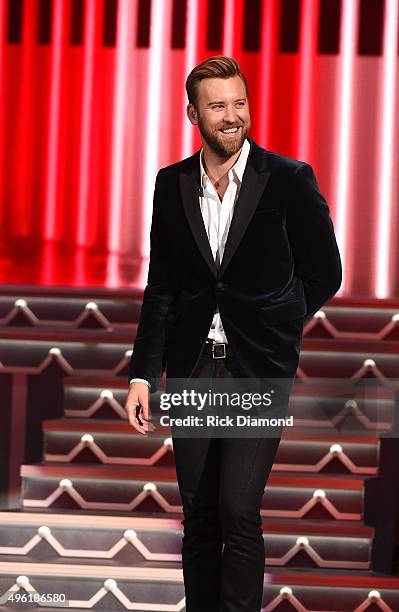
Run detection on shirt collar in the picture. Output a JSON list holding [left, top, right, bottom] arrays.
[[200, 137, 250, 187]]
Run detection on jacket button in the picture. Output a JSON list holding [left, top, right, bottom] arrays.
[[216, 282, 225, 289]]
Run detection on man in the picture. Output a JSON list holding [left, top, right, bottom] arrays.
[[125, 56, 342, 612]]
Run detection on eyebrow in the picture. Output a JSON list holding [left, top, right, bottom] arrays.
[[207, 98, 247, 106]]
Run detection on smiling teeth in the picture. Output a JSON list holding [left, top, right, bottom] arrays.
[[222, 127, 239, 133]]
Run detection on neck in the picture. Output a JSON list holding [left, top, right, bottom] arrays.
[[202, 143, 242, 183]]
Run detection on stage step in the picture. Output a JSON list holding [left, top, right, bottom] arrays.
[[42, 419, 380, 476], [62, 376, 396, 437], [0, 511, 374, 570], [0, 292, 142, 329], [1, 562, 399, 611], [20, 464, 365, 520], [2, 331, 399, 383], [0, 337, 132, 377], [63, 379, 163, 419], [306, 304, 399, 341], [298, 346, 399, 380]]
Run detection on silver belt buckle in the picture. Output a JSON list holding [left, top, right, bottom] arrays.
[[212, 342, 226, 359]]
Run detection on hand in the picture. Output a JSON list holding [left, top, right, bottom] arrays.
[[125, 382, 156, 435]]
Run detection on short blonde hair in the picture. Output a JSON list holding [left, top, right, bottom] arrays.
[[186, 55, 248, 108]]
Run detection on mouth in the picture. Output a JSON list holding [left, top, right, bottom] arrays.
[[219, 126, 241, 136]]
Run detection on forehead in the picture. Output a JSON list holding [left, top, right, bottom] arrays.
[[196, 75, 247, 104]]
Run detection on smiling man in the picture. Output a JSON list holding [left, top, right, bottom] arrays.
[[193, 72, 251, 161], [125, 56, 342, 611]]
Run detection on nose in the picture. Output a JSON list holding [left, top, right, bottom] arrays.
[[223, 104, 238, 123]]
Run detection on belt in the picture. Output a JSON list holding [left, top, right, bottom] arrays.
[[203, 338, 234, 359]]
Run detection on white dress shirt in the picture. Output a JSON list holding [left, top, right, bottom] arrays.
[[130, 138, 250, 387], [200, 137, 250, 343]]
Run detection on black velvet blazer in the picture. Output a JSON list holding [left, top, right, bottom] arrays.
[[129, 137, 342, 391]]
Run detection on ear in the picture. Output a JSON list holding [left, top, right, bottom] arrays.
[[187, 103, 198, 125]]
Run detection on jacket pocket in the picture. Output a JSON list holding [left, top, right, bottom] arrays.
[[253, 208, 280, 221], [259, 297, 307, 326]]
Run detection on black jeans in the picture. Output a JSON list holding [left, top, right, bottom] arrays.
[[172, 349, 282, 612]]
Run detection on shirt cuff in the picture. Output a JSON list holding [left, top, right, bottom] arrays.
[[129, 378, 151, 389]]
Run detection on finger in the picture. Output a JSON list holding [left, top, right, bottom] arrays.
[[136, 418, 155, 434], [141, 418, 156, 431], [131, 416, 148, 435], [140, 400, 152, 419], [127, 405, 155, 435], [136, 399, 154, 428], [142, 420, 156, 432], [137, 411, 156, 432], [125, 404, 147, 434]]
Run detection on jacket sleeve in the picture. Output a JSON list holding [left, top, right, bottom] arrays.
[[285, 162, 342, 325], [128, 170, 179, 391]]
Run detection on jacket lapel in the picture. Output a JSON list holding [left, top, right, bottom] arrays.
[[179, 138, 271, 279]]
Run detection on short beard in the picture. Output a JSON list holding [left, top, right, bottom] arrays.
[[197, 114, 251, 159]]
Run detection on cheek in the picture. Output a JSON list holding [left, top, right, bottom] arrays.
[[201, 116, 219, 131], [236, 109, 249, 120]]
